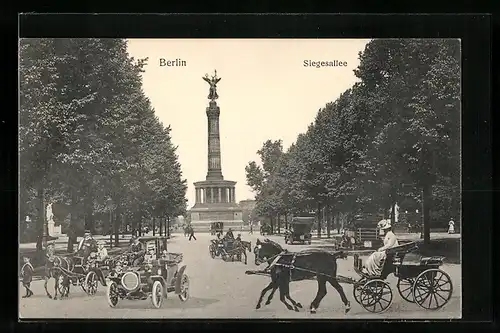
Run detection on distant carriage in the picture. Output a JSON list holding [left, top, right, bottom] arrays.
[[106, 236, 189, 308], [284, 217, 313, 245], [209, 236, 251, 264], [260, 224, 272, 235], [210, 222, 224, 236]]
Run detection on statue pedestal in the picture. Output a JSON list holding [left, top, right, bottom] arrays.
[[47, 220, 61, 236]]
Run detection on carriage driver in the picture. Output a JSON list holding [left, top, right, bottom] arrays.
[[77, 230, 98, 256], [127, 236, 146, 266], [225, 228, 234, 239], [362, 220, 399, 276]]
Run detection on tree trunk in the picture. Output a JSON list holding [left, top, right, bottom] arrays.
[[316, 203, 322, 239], [84, 189, 94, 234], [36, 187, 46, 251], [270, 216, 274, 234], [422, 185, 432, 244], [284, 213, 288, 230], [67, 191, 78, 253], [114, 207, 120, 247], [167, 216, 170, 237], [390, 202, 396, 225], [277, 214, 281, 234], [159, 217, 163, 236], [326, 205, 331, 238], [152, 217, 156, 236]]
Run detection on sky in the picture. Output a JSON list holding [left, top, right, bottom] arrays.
[[126, 39, 370, 209]]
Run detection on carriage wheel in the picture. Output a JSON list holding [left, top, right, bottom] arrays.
[[413, 269, 453, 310], [57, 275, 69, 297], [178, 274, 190, 302], [85, 271, 98, 296], [106, 281, 119, 308], [352, 279, 366, 304], [359, 279, 393, 313], [151, 281, 164, 308], [209, 245, 216, 259], [397, 278, 415, 303]]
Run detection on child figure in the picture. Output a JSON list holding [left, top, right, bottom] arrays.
[[20, 256, 34, 298]]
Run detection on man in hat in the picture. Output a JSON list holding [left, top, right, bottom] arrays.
[[76, 230, 98, 265], [225, 228, 234, 240], [363, 219, 399, 276], [127, 236, 146, 266]]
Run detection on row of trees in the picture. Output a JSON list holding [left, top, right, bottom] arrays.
[[246, 39, 460, 244], [20, 38, 188, 251]]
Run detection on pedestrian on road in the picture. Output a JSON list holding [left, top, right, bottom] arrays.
[[20, 256, 34, 298], [249, 223, 253, 234], [448, 219, 455, 234], [189, 227, 197, 241]]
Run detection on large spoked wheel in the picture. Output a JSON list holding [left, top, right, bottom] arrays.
[[209, 245, 216, 259], [84, 271, 98, 296], [151, 281, 164, 308], [352, 279, 366, 304], [106, 281, 119, 308], [397, 278, 415, 303], [359, 279, 393, 313], [57, 275, 69, 297], [413, 269, 453, 310], [178, 274, 190, 302]]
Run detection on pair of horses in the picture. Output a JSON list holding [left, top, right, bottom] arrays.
[[248, 239, 351, 314]]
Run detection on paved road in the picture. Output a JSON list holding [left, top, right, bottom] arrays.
[[19, 233, 461, 319]]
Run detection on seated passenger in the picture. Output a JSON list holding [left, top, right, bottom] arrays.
[[363, 220, 399, 276], [96, 241, 109, 262], [225, 228, 234, 239], [126, 236, 146, 266]]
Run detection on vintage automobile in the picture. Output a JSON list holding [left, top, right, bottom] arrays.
[[284, 217, 313, 245], [106, 236, 189, 308]]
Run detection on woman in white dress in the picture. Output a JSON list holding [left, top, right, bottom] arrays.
[[363, 219, 399, 276], [448, 219, 455, 234]]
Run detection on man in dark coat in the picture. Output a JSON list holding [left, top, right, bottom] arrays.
[[20, 256, 34, 298], [225, 228, 234, 239], [127, 236, 146, 266], [188, 226, 197, 241], [77, 230, 98, 260]]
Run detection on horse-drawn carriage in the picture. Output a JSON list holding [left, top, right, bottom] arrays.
[[284, 217, 314, 245], [260, 224, 272, 235], [106, 236, 189, 308], [247, 239, 453, 314], [350, 241, 453, 313], [50, 253, 109, 298], [209, 237, 251, 264], [210, 222, 224, 236]]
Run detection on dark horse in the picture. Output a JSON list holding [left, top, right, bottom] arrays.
[[43, 245, 106, 299], [246, 238, 351, 314]]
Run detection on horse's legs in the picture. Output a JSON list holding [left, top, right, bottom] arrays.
[[264, 286, 278, 305], [310, 276, 328, 313], [243, 249, 247, 265], [44, 275, 53, 299], [53, 274, 59, 300], [328, 278, 351, 313], [256, 281, 277, 309], [278, 281, 294, 311]]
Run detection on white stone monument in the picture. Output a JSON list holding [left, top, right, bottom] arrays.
[[46, 202, 61, 236]]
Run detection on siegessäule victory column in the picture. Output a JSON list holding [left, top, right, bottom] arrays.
[[188, 70, 244, 232]]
